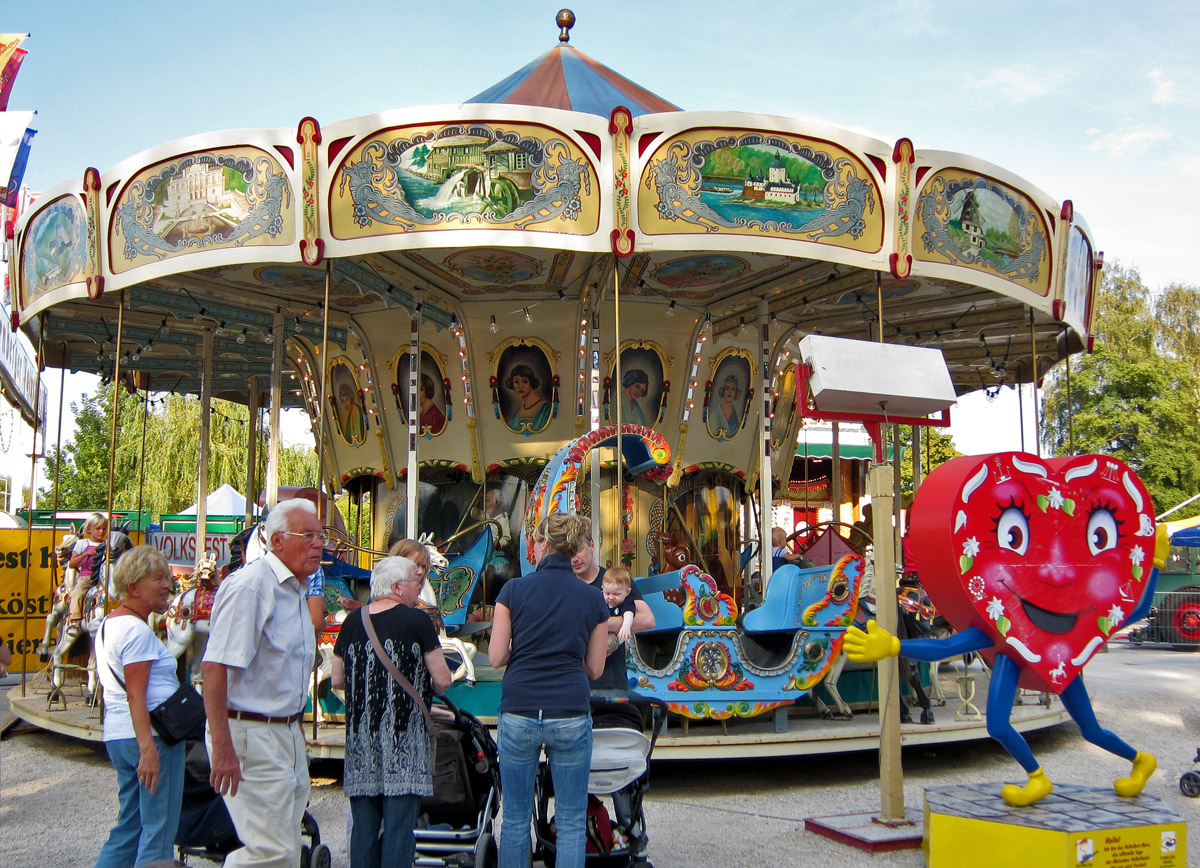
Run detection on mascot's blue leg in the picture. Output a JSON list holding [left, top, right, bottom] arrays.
[[1059, 676, 1136, 761], [1060, 675, 1156, 797], [989, 656, 1055, 806], [987, 655, 1038, 772]]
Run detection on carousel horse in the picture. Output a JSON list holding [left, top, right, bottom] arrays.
[[37, 534, 79, 660], [164, 554, 221, 685], [47, 569, 111, 707]]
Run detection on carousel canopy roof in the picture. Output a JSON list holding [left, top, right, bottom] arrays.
[[466, 11, 680, 118]]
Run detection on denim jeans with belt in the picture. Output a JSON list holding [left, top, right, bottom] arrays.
[[497, 711, 592, 868], [94, 736, 186, 868]]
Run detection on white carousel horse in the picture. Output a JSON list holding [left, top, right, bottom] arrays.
[[415, 534, 476, 685], [163, 554, 221, 685], [48, 570, 110, 706], [37, 534, 79, 659]]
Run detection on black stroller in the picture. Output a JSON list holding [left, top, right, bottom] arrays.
[[413, 695, 502, 868], [175, 740, 332, 868], [533, 693, 667, 868]]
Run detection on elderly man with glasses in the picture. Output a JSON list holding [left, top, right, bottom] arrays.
[[201, 498, 324, 868]]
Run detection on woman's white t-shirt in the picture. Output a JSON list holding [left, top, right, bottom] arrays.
[[95, 614, 180, 742]]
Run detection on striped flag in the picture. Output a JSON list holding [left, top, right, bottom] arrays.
[[0, 47, 27, 111]]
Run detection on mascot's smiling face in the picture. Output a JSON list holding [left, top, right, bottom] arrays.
[[910, 453, 1155, 692]]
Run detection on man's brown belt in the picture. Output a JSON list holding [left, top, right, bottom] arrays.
[[227, 710, 301, 725]]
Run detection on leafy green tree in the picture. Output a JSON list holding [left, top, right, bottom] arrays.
[[899, 425, 960, 502], [37, 389, 318, 520], [1041, 262, 1200, 517]]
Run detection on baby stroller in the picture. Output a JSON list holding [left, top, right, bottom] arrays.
[[175, 740, 332, 868], [414, 694, 502, 868], [533, 693, 667, 868]]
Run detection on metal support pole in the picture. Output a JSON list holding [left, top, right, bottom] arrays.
[[758, 298, 773, 590], [196, 332, 213, 567], [318, 262, 332, 528], [267, 312, 284, 509], [246, 377, 258, 524], [20, 320, 45, 689], [406, 294, 420, 539]]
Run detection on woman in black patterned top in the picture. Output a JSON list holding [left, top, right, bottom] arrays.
[[332, 556, 452, 868]]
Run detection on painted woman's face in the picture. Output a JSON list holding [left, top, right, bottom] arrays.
[[722, 383, 737, 401], [626, 381, 646, 399], [511, 375, 531, 398]]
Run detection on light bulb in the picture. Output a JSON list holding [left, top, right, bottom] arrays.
[[738, 317, 747, 336], [489, 316, 497, 334], [665, 301, 676, 317], [524, 308, 532, 324]]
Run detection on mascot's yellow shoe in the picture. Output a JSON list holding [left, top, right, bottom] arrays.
[[1001, 768, 1053, 807], [1114, 751, 1156, 798]]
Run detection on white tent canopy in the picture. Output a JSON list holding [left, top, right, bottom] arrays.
[[180, 483, 257, 516]]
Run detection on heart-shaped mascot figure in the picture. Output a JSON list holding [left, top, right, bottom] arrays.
[[845, 452, 1167, 807]]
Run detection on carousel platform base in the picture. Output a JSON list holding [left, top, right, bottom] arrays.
[[924, 783, 1186, 868], [7, 679, 1070, 762]]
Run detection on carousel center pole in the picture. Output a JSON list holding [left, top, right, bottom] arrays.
[[612, 263, 622, 554], [266, 311, 284, 510]]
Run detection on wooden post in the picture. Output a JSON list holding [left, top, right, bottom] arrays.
[[870, 463, 905, 823]]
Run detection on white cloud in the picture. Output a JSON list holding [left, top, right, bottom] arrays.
[[1148, 70, 1176, 104], [965, 66, 1069, 106], [1169, 152, 1200, 179], [1085, 126, 1172, 158]]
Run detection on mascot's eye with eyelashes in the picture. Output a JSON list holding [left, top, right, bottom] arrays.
[[996, 506, 1030, 555], [1086, 507, 1120, 555]]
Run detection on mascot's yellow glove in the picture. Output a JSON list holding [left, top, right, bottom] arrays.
[[844, 619, 901, 663], [1153, 524, 1170, 571]]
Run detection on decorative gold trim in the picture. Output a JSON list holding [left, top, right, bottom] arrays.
[[602, 339, 674, 372], [706, 347, 757, 381], [326, 355, 368, 446], [486, 335, 562, 366]]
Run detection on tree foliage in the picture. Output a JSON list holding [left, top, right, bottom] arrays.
[[38, 389, 318, 519], [1041, 261, 1200, 518], [899, 424, 960, 502]]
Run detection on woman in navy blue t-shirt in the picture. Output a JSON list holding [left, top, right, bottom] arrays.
[[489, 513, 609, 868]]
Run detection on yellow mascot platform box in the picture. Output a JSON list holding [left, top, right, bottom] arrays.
[[925, 783, 1185, 868]]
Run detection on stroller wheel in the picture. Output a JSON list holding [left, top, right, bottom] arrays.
[[473, 830, 497, 868], [1180, 771, 1200, 798]]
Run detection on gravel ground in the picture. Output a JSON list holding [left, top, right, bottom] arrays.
[[2, 641, 1197, 867]]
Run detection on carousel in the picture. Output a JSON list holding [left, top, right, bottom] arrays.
[[5, 10, 1088, 758]]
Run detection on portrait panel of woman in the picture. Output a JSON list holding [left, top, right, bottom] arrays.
[[707, 354, 752, 440], [497, 345, 553, 435], [607, 346, 664, 428], [395, 350, 449, 437], [330, 360, 367, 446]]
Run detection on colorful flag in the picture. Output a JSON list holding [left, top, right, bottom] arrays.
[[0, 111, 35, 207], [0, 34, 27, 76], [0, 47, 27, 111]]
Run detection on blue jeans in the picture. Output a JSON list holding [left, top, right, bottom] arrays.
[[498, 712, 592, 868], [349, 793, 420, 868], [95, 736, 186, 868]]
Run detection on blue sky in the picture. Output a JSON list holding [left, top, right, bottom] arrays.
[[3, 0, 1198, 491]]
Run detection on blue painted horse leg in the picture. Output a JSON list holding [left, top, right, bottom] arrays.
[[986, 655, 1039, 773]]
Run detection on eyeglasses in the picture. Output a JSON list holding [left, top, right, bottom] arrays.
[[280, 530, 330, 544]]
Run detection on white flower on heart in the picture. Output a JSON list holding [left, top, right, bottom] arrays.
[[1130, 546, 1145, 566], [986, 596, 1005, 620], [1046, 488, 1065, 509], [968, 576, 985, 600], [963, 537, 981, 558], [1108, 604, 1125, 627]]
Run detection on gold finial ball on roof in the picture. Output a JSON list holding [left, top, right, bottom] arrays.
[[557, 9, 575, 43]]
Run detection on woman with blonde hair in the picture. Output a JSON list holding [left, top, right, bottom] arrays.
[[489, 513, 609, 868], [93, 546, 185, 868]]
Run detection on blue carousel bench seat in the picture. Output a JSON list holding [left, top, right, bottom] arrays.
[[741, 562, 824, 633]]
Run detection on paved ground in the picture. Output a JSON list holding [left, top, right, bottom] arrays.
[[2, 640, 1197, 867]]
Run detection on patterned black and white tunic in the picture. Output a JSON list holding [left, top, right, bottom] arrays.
[[333, 603, 440, 798]]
